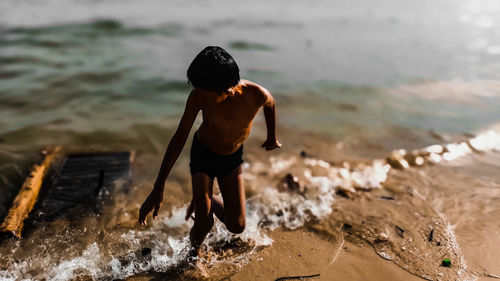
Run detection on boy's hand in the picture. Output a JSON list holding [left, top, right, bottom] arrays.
[[139, 188, 163, 226], [261, 138, 281, 150]]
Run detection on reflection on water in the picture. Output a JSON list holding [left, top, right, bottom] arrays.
[[460, 0, 499, 28]]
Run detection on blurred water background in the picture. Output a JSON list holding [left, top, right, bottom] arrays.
[[1, 0, 500, 280]]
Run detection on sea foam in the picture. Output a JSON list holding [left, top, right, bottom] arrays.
[[16, 155, 391, 280]]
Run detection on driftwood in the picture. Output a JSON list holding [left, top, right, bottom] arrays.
[[0, 147, 62, 238], [275, 274, 320, 281]]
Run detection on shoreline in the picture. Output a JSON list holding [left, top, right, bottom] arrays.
[[126, 228, 424, 281]]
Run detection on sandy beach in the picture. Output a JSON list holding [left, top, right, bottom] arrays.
[[126, 228, 424, 281], [124, 145, 500, 280]]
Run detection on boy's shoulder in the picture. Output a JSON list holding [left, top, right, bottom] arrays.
[[240, 79, 268, 93], [240, 79, 271, 105]]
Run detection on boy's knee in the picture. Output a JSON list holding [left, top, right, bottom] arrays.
[[226, 217, 245, 234]]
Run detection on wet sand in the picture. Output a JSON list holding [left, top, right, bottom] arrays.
[[126, 228, 424, 281], [229, 229, 423, 281]]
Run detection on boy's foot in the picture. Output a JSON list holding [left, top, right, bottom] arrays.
[[177, 255, 209, 278]]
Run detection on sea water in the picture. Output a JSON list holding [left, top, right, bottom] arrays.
[[1, 0, 500, 280]]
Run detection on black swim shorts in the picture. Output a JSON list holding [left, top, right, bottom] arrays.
[[189, 132, 243, 179]]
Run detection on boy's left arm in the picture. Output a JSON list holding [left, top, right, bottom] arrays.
[[261, 90, 281, 150]]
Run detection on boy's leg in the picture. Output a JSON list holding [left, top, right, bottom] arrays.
[[216, 166, 246, 234], [210, 196, 225, 222], [189, 173, 214, 256]]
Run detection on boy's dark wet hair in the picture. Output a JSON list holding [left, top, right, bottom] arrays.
[[187, 46, 240, 94]]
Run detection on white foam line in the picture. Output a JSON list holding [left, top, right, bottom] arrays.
[[387, 129, 500, 168]]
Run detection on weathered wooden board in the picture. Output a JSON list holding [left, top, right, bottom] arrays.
[[1, 150, 134, 238], [32, 151, 134, 222]]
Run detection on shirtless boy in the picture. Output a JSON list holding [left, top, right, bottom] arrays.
[[138, 46, 280, 259]]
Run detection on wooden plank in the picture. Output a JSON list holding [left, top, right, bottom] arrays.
[[0, 147, 62, 238], [32, 151, 134, 222], [1, 149, 134, 238]]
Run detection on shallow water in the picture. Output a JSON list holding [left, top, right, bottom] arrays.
[[1, 0, 500, 280]]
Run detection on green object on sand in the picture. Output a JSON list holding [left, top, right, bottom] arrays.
[[442, 259, 451, 267]]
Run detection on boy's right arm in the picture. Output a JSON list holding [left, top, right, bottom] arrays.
[[260, 88, 281, 151], [139, 90, 200, 226]]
